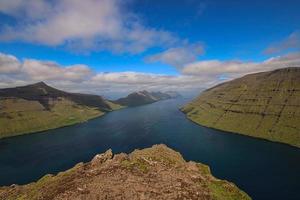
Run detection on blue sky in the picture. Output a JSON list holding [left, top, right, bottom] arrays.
[[0, 0, 299, 97]]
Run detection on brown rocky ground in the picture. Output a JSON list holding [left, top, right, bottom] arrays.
[[0, 144, 251, 200]]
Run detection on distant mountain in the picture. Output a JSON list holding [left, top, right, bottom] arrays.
[[182, 67, 300, 148], [115, 90, 180, 107], [0, 82, 122, 139]]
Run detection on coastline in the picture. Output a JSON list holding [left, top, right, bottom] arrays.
[[180, 108, 300, 149]]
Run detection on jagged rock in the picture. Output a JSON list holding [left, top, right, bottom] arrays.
[[91, 149, 113, 166], [0, 144, 251, 200]]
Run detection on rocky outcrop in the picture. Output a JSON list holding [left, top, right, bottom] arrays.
[[182, 67, 300, 147], [0, 144, 251, 200]]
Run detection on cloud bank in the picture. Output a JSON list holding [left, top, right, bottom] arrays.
[[182, 52, 300, 77], [145, 43, 204, 68], [1, 52, 299, 98]]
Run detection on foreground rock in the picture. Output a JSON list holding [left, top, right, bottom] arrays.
[[182, 67, 300, 148], [0, 144, 250, 200]]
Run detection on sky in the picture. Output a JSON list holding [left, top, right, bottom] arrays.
[[0, 0, 300, 98]]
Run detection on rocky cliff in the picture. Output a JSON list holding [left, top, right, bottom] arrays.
[[0, 144, 251, 200]]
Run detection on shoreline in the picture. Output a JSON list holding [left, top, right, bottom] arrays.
[[179, 108, 300, 150]]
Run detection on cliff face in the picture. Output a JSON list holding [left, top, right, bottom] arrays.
[[182, 67, 300, 147], [0, 145, 251, 200]]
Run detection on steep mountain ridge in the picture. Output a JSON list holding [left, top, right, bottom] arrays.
[[182, 67, 300, 147], [0, 82, 111, 111]]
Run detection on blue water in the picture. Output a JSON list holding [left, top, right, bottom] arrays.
[[0, 98, 299, 200]]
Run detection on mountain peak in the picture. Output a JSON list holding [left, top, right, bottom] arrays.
[[31, 81, 49, 87]]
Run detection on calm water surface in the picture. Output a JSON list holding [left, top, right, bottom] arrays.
[[0, 98, 299, 200]]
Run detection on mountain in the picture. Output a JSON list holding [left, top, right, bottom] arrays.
[[115, 90, 180, 107], [165, 91, 182, 98], [0, 82, 112, 111], [0, 82, 122, 139], [182, 67, 300, 148], [0, 144, 251, 200]]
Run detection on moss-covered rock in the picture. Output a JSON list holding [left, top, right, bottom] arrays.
[[0, 144, 251, 200]]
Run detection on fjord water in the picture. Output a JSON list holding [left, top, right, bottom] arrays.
[[0, 98, 299, 200]]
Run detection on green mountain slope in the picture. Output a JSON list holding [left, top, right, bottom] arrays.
[[182, 67, 300, 148], [0, 144, 251, 200], [0, 82, 121, 139]]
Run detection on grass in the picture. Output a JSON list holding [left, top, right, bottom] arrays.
[[182, 67, 300, 148], [106, 100, 126, 110], [208, 179, 250, 200], [0, 163, 83, 200], [0, 97, 104, 139]]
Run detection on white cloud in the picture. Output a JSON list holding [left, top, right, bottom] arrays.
[[0, 53, 21, 73], [0, 0, 50, 20], [264, 31, 300, 54], [0, 52, 300, 99], [0, 52, 214, 97], [85, 71, 214, 98], [0, 0, 185, 54], [22, 59, 93, 81], [182, 52, 300, 77], [145, 43, 204, 68]]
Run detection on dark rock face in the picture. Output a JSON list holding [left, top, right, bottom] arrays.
[[115, 90, 180, 107], [182, 67, 300, 147], [0, 145, 251, 200]]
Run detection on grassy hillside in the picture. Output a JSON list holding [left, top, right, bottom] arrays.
[[0, 144, 251, 200], [0, 98, 104, 139], [0, 82, 122, 139], [182, 67, 300, 148]]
